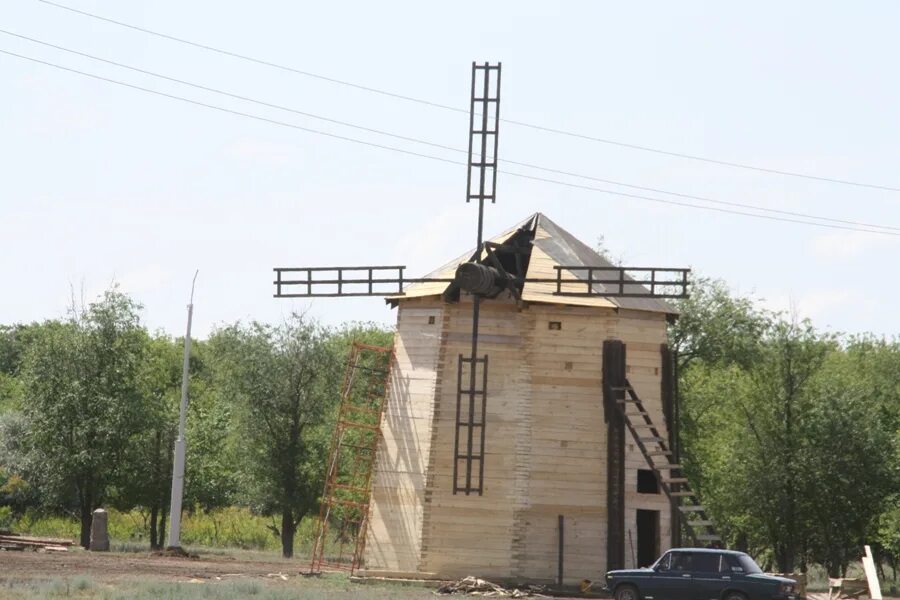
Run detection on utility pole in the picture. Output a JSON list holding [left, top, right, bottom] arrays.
[[167, 270, 198, 550]]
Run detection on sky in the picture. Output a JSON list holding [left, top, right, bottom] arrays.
[[2, 1, 899, 339]]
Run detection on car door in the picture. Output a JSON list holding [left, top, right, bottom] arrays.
[[720, 553, 753, 595], [647, 551, 695, 600], [691, 552, 728, 600]]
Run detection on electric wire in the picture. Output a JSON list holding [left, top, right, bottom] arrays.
[[32, 0, 900, 193], [0, 49, 466, 167], [3, 47, 899, 238], [4, 28, 898, 234]]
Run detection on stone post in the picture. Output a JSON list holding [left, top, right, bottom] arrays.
[[89, 508, 109, 551]]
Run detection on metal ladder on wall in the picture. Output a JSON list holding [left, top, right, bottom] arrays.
[[611, 379, 722, 547], [309, 342, 394, 574]]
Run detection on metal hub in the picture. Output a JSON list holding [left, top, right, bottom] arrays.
[[455, 262, 506, 297]]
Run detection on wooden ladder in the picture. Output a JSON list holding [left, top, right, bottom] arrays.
[[611, 380, 722, 548]]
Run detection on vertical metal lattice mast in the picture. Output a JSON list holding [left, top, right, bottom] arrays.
[[454, 62, 501, 496]]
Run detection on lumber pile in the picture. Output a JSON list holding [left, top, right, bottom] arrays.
[[435, 576, 548, 597], [0, 532, 75, 552]]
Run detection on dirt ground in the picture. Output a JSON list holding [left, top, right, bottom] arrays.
[[0, 549, 449, 599], [0, 548, 581, 599], [0, 548, 296, 582]]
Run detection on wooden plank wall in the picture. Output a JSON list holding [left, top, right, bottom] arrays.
[[418, 298, 524, 578], [364, 300, 444, 574], [365, 298, 671, 583], [517, 304, 615, 585]]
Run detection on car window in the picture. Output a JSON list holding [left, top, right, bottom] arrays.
[[737, 555, 763, 574], [693, 553, 720, 572], [718, 554, 730, 573], [724, 555, 744, 573], [724, 554, 763, 574], [655, 552, 672, 571], [670, 553, 693, 572]]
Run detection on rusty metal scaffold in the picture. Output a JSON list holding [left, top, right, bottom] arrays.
[[308, 342, 394, 574]]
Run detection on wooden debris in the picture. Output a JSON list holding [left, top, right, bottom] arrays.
[[435, 576, 548, 597], [829, 577, 869, 600], [862, 545, 883, 600], [0, 543, 26, 551], [0, 533, 74, 551]]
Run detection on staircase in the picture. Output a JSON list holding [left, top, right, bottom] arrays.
[[611, 380, 722, 548]]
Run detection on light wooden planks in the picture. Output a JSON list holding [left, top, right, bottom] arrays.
[[364, 297, 672, 584]]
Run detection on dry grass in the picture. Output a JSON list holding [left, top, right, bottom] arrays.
[[0, 575, 434, 600], [0, 575, 437, 600], [0, 548, 437, 600]]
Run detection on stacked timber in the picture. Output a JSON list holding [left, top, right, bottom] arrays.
[[0, 532, 74, 552]]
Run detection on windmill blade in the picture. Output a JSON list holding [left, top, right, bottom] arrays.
[[273, 266, 453, 297], [453, 61, 501, 496], [536, 265, 690, 298]]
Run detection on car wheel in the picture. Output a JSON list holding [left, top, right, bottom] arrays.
[[723, 591, 748, 600], [615, 584, 640, 600]]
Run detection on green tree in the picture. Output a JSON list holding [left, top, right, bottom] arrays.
[[681, 312, 898, 575], [113, 333, 181, 548], [208, 315, 341, 558], [182, 338, 238, 514], [800, 353, 895, 576], [670, 276, 771, 371], [0, 324, 34, 413], [19, 290, 147, 547]]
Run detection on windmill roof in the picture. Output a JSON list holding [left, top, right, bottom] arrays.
[[390, 213, 679, 315]]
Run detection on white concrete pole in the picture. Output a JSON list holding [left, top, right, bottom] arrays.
[[167, 271, 197, 549]]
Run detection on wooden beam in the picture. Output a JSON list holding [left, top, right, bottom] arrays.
[[660, 343, 680, 548], [603, 339, 626, 571]]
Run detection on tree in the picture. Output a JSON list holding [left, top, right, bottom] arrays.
[[670, 276, 771, 371], [19, 290, 147, 547], [208, 315, 341, 558], [0, 324, 34, 414], [680, 311, 898, 575], [113, 333, 181, 549]]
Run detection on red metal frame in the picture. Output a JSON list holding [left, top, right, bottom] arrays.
[[308, 342, 394, 574]]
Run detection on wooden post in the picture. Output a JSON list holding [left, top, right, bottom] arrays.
[[603, 339, 626, 571], [558, 515, 565, 587], [661, 344, 680, 548]]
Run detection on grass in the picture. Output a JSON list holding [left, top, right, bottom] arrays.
[[803, 560, 900, 592], [0, 573, 436, 600], [8, 507, 325, 554]]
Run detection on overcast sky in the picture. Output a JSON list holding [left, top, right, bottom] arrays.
[[2, 1, 899, 339]]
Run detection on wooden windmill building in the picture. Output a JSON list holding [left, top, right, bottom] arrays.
[[273, 63, 718, 585], [360, 212, 689, 584]]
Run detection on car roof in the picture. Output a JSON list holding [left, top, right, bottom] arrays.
[[667, 548, 747, 556]]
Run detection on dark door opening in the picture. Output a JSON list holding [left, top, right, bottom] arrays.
[[636, 509, 660, 567]]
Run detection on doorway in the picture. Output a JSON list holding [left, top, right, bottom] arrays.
[[636, 509, 660, 567]]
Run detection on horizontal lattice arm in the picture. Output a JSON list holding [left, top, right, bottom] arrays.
[[538, 266, 689, 298], [273, 266, 453, 297]]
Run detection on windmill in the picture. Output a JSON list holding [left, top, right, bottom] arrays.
[[274, 62, 688, 490], [274, 63, 716, 581]]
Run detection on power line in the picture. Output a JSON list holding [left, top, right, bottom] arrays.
[[32, 0, 900, 193], [3, 48, 899, 238], [33, 0, 467, 115], [5, 29, 899, 234], [0, 49, 465, 166], [504, 169, 900, 235], [0, 29, 465, 155]]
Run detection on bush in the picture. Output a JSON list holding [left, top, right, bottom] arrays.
[[7, 506, 307, 553]]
